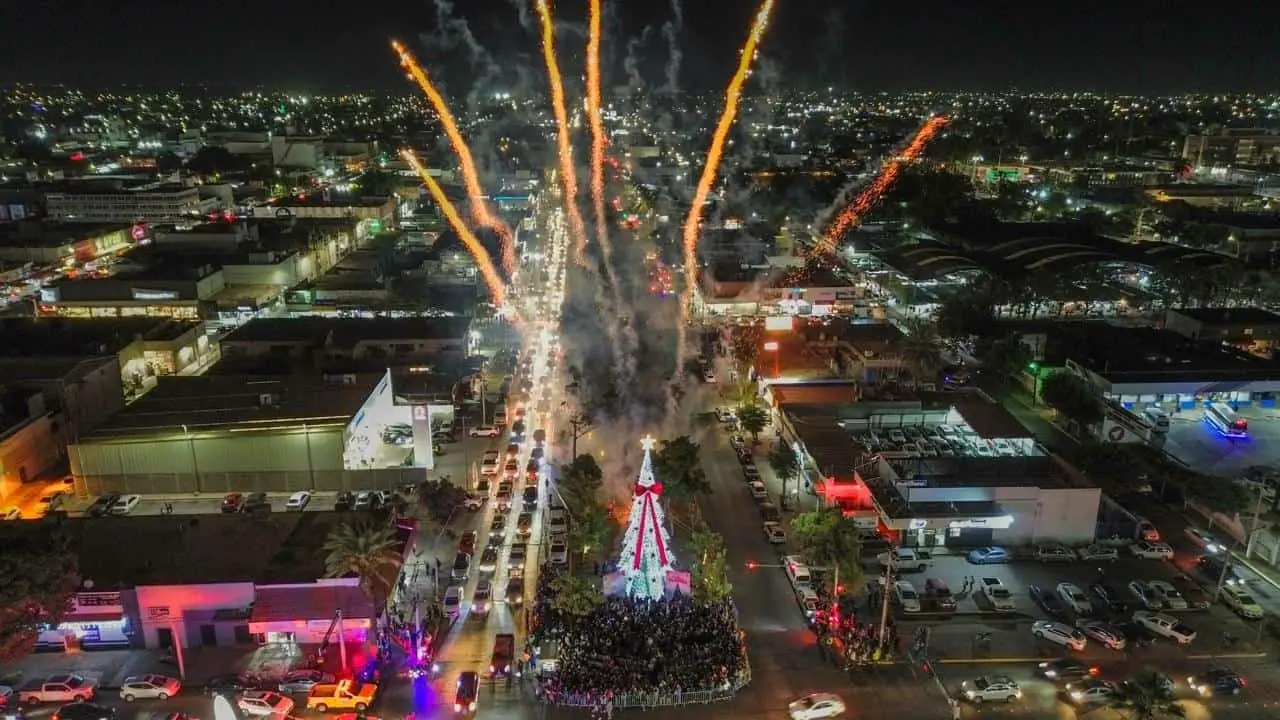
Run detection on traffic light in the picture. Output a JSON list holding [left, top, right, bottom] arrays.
[[745, 560, 759, 571]]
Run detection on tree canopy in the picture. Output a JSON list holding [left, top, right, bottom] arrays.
[[1040, 370, 1103, 427], [417, 478, 468, 522], [730, 323, 764, 370], [789, 509, 864, 595], [690, 526, 733, 604], [0, 524, 79, 664], [558, 453, 604, 517], [322, 519, 402, 605], [547, 575, 603, 619], [735, 404, 770, 441], [653, 435, 711, 504]]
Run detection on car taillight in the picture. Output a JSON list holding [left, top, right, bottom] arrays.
[[453, 703, 462, 712], [1089, 667, 1099, 675]]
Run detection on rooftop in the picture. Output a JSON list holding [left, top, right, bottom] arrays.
[[270, 194, 391, 209], [1168, 307, 1280, 326], [222, 316, 471, 346], [768, 381, 862, 408], [252, 584, 376, 623], [49, 182, 194, 196], [0, 356, 117, 385], [1042, 322, 1276, 382], [0, 221, 134, 248], [63, 512, 389, 588], [0, 317, 200, 357], [877, 222, 1237, 281], [84, 373, 381, 438]]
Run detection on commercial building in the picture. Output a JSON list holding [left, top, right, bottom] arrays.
[[0, 317, 214, 393], [68, 371, 444, 497], [1015, 321, 1280, 409], [0, 389, 66, 502], [0, 222, 138, 265], [251, 195, 394, 240], [1164, 307, 1280, 357], [779, 390, 1101, 547], [219, 317, 474, 370], [34, 512, 389, 652], [37, 260, 226, 321], [46, 184, 207, 223], [1183, 129, 1280, 169]]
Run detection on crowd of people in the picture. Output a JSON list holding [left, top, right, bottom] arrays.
[[818, 619, 899, 668], [531, 569, 746, 699]]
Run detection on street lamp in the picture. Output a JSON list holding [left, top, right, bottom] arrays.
[[1027, 362, 1042, 405], [763, 341, 780, 379]]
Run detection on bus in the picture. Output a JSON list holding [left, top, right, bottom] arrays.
[[1205, 402, 1248, 438]]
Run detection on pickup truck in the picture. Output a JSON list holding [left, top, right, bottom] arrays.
[[18, 674, 97, 704], [489, 633, 516, 677], [306, 680, 377, 712], [980, 577, 1017, 612]]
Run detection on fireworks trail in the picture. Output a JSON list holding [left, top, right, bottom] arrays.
[[401, 149, 508, 307], [587, 0, 610, 262], [534, 0, 590, 265], [674, 0, 778, 368], [393, 41, 517, 275], [818, 114, 951, 254]]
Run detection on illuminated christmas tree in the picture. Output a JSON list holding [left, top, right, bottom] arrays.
[[615, 435, 675, 600]]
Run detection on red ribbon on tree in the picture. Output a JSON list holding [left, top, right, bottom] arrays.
[[634, 482, 663, 496]]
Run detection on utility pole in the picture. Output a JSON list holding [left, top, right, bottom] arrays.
[[567, 413, 593, 458]]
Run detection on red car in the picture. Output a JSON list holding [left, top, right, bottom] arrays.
[[458, 531, 477, 555], [221, 493, 244, 513]]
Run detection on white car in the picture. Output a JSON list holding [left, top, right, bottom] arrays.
[[1220, 585, 1265, 619], [1076, 544, 1119, 561], [1130, 541, 1174, 560], [1127, 580, 1163, 610], [1074, 620, 1126, 650], [470, 425, 501, 438], [960, 676, 1021, 704], [238, 691, 295, 717], [1133, 611, 1196, 644], [1034, 543, 1075, 563], [109, 494, 142, 515], [980, 577, 1016, 612], [788, 692, 846, 720], [1057, 583, 1093, 614], [1146, 580, 1188, 611], [1066, 679, 1118, 706], [119, 674, 181, 701], [1184, 527, 1226, 554], [285, 491, 311, 511], [894, 581, 922, 613], [549, 539, 568, 565], [1031, 620, 1087, 651], [748, 481, 768, 501], [763, 521, 786, 544]]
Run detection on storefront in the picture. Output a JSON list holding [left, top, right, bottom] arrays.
[[248, 583, 374, 645], [36, 591, 133, 651]]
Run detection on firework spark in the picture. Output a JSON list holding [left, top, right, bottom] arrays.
[[675, 0, 777, 363], [818, 115, 951, 253], [401, 149, 508, 306], [393, 40, 517, 275], [587, 0, 612, 264], [534, 0, 590, 264]]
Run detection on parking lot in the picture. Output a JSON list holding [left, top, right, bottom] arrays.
[[1165, 404, 1280, 476], [869, 546, 1270, 664]]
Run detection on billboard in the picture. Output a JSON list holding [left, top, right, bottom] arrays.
[[412, 405, 435, 469], [764, 316, 794, 332]]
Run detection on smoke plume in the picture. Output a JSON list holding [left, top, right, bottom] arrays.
[[624, 27, 654, 91], [660, 0, 684, 94]]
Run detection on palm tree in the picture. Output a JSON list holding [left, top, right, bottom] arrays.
[[571, 506, 610, 564], [547, 575, 603, 619], [897, 318, 943, 386], [322, 520, 402, 609], [790, 510, 864, 598]]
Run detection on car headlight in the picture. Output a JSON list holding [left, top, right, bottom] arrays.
[[1070, 692, 1083, 702], [964, 690, 975, 698], [1044, 671, 1057, 678]]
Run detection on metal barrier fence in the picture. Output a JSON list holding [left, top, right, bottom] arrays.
[[541, 659, 751, 709]]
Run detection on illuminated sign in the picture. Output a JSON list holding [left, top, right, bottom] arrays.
[[908, 519, 927, 530], [949, 515, 1015, 530], [132, 288, 179, 301], [764, 316, 794, 332]]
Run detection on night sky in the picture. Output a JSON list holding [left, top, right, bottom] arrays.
[[3, 0, 1278, 93]]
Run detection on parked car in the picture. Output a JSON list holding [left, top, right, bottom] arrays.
[[237, 691, 294, 717], [763, 521, 787, 544], [1034, 544, 1075, 563], [1076, 544, 1119, 562], [87, 494, 119, 517], [277, 670, 335, 695], [109, 494, 142, 516], [1029, 584, 1068, 618], [1133, 611, 1197, 644], [119, 675, 181, 702], [1146, 580, 1188, 611], [285, 491, 311, 511], [1127, 580, 1163, 610], [1220, 586, 1265, 619], [471, 425, 501, 438], [967, 546, 1011, 564], [1074, 620, 1126, 650], [1089, 583, 1129, 614], [1057, 583, 1093, 615], [1129, 541, 1174, 560], [1031, 620, 1087, 651], [893, 581, 922, 613], [979, 577, 1016, 611], [242, 492, 269, 512], [1168, 575, 1210, 610], [334, 492, 354, 511], [221, 493, 245, 513]]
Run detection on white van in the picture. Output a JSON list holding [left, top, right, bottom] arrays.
[[784, 555, 812, 588], [481, 450, 501, 476], [443, 586, 464, 620], [1142, 407, 1170, 432], [795, 586, 821, 620]]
